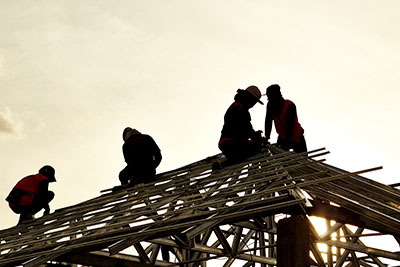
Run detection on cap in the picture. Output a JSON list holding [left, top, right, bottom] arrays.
[[39, 165, 56, 182], [245, 86, 264, 105], [123, 127, 141, 141], [266, 84, 281, 98]]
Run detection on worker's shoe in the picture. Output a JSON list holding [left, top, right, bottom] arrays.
[[212, 161, 223, 172], [111, 185, 127, 192], [18, 213, 34, 225]]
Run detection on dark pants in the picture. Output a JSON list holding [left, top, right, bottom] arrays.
[[219, 138, 262, 165], [119, 164, 156, 186], [10, 191, 55, 223], [277, 134, 307, 153]]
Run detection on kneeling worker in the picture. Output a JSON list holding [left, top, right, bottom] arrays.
[[6, 165, 57, 224], [119, 127, 162, 186], [216, 86, 265, 168]]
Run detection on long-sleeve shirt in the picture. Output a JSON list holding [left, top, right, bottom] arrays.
[[123, 134, 162, 170], [220, 102, 258, 142]]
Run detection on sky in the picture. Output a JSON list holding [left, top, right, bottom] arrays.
[[0, 0, 399, 254]]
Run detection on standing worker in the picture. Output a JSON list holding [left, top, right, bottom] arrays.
[[265, 84, 307, 153], [119, 127, 162, 186], [6, 165, 57, 224], [216, 86, 265, 169]]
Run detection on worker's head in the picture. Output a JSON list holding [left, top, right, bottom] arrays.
[[266, 84, 282, 102], [123, 127, 141, 142], [245, 86, 264, 105], [39, 165, 57, 182]]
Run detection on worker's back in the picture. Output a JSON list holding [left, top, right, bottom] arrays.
[[123, 133, 161, 175]]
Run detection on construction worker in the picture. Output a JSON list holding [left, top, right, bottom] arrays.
[[265, 84, 307, 153], [215, 86, 265, 169], [6, 165, 57, 224], [119, 127, 162, 186]]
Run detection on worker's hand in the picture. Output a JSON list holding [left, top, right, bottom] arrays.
[[44, 208, 50, 215], [254, 130, 264, 144], [260, 137, 268, 146]]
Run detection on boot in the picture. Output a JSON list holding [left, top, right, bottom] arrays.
[[18, 213, 34, 225], [211, 161, 223, 171]]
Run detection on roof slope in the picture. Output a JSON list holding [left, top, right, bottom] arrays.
[[0, 145, 399, 266]]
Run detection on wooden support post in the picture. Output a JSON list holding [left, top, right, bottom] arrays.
[[267, 215, 276, 267], [326, 220, 333, 267], [277, 215, 309, 267]]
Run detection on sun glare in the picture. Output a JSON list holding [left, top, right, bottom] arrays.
[[309, 216, 346, 262]]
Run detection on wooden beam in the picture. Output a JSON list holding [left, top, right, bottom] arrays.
[[307, 199, 398, 235], [277, 215, 309, 267], [336, 227, 364, 267], [321, 239, 400, 261], [58, 250, 175, 267], [213, 226, 233, 256], [150, 237, 277, 265]]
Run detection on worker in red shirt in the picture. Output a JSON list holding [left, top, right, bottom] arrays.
[[216, 86, 265, 169], [6, 165, 57, 224], [265, 84, 307, 153], [119, 127, 162, 186]]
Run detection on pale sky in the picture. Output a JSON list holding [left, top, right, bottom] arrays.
[[0, 0, 399, 236]]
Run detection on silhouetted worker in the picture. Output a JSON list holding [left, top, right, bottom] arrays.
[[6, 165, 57, 224], [216, 86, 265, 168], [119, 127, 162, 186], [265, 84, 307, 153]]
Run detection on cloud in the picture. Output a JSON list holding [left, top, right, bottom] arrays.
[[0, 108, 21, 135], [0, 108, 47, 138]]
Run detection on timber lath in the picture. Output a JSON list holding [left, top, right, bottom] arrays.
[[0, 145, 399, 266]]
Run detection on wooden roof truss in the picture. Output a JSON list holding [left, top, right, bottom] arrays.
[[0, 145, 399, 266]]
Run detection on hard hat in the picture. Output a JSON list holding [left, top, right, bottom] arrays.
[[39, 165, 57, 182], [245, 86, 264, 105]]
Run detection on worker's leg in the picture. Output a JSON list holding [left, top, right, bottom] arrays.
[[31, 191, 55, 215], [219, 139, 245, 167], [277, 136, 291, 151], [293, 135, 307, 153], [219, 138, 261, 168], [130, 167, 156, 186], [119, 165, 133, 185], [11, 206, 34, 224], [243, 140, 262, 158]]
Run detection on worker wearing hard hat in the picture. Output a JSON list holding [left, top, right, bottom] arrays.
[[216, 86, 265, 169], [6, 165, 57, 224]]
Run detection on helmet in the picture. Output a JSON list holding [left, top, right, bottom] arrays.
[[39, 165, 56, 182], [245, 86, 264, 105]]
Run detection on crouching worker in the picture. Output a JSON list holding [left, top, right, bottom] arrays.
[[215, 86, 265, 170], [6, 165, 57, 224], [119, 127, 162, 187]]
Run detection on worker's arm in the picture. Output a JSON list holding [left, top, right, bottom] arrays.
[[153, 148, 162, 169], [285, 103, 296, 142], [264, 106, 273, 142], [36, 180, 50, 215], [151, 137, 162, 168], [227, 103, 256, 140]]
